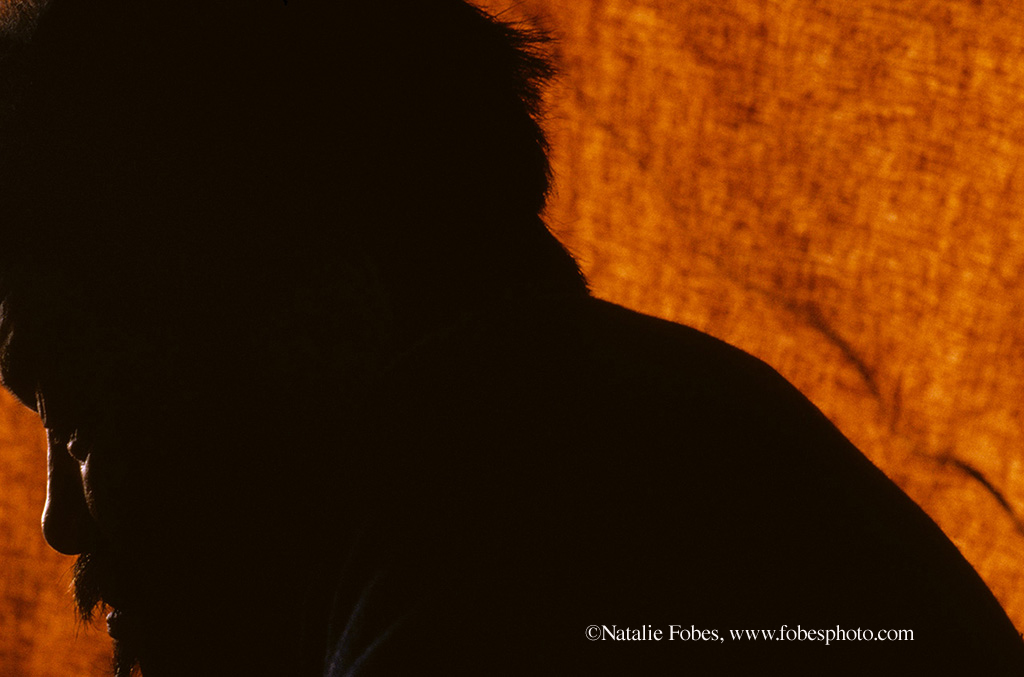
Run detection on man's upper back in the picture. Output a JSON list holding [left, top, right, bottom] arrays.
[[327, 295, 1024, 675]]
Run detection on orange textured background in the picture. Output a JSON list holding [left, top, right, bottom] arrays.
[[480, 0, 1024, 630], [3, 0, 1024, 673]]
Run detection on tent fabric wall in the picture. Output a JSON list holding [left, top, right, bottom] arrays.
[[479, 0, 1024, 628], [2, 0, 1024, 673]]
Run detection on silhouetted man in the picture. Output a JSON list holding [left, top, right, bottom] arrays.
[[1, 1, 1022, 675]]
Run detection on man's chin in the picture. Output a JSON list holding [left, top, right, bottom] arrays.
[[72, 552, 147, 674], [106, 609, 143, 677], [112, 640, 141, 677]]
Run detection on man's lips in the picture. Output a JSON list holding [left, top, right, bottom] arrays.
[[106, 608, 137, 642], [106, 609, 123, 638], [79, 551, 130, 609]]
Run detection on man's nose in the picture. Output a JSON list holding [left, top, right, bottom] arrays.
[[41, 439, 93, 555]]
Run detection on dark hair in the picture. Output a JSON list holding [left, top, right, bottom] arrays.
[[0, 1, 587, 414]]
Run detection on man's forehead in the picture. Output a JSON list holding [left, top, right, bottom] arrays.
[[0, 320, 38, 412], [0, 359, 37, 413]]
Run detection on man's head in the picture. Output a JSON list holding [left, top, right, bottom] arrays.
[[0, 2, 585, 674]]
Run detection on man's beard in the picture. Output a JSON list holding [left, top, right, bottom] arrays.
[[73, 553, 142, 677], [71, 552, 103, 622]]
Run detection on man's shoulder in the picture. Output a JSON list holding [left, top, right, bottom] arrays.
[[514, 295, 852, 463], [343, 295, 1024, 675]]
